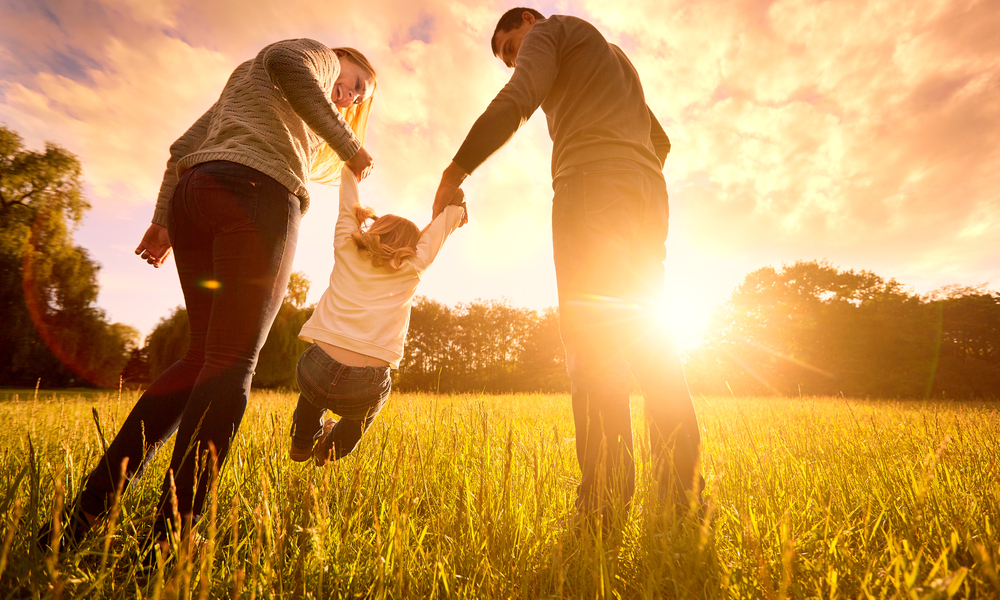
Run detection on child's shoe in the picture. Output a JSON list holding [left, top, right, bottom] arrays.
[[289, 437, 315, 462], [313, 418, 336, 466], [36, 504, 94, 552]]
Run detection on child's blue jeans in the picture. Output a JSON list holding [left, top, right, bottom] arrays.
[[291, 343, 391, 459]]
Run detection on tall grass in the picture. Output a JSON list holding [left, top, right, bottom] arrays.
[[0, 389, 997, 598]]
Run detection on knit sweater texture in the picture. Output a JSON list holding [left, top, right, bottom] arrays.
[[453, 15, 670, 180], [152, 38, 362, 226], [299, 166, 465, 368]]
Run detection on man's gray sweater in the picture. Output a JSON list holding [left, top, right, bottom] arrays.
[[453, 15, 670, 181]]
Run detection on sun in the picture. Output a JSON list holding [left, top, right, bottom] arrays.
[[657, 295, 714, 354], [657, 243, 745, 354]]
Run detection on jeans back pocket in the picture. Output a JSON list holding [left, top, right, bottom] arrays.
[[191, 169, 260, 233]]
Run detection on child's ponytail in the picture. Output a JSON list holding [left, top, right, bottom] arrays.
[[350, 205, 421, 270]]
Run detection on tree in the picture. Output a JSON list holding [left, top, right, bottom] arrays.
[[396, 296, 456, 391], [146, 307, 190, 380], [395, 297, 569, 393], [924, 285, 1000, 398], [120, 346, 151, 387], [285, 270, 310, 308], [685, 261, 998, 399], [518, 307, 569, 392], [0, 125, 136, 387]]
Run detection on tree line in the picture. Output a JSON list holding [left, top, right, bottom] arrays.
[[132, 260, 1000, 399], [127, 288, 570, 394], [3, 125, 999, 398], [1, 126, 137, 388], [683, 261, 1000, 399]]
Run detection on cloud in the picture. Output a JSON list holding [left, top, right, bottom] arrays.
[[4, 39, 232, 203], [578, 0, 999, 264]]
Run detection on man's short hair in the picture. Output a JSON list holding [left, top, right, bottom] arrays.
[[491, 7, 546, 56]]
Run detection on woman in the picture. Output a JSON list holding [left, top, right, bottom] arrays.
[[41, 39, 378, 554]]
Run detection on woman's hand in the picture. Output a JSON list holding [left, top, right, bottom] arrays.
[[135, 223, 172, 268], [346, 146, 374, 181]]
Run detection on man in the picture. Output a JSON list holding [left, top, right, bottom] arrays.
[[433, 8, 703, 523]]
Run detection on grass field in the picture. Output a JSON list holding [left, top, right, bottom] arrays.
[[0, 389, 998, 599]]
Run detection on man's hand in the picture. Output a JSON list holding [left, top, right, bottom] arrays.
[[346, 146, 374, 181], [135, 223, 172, 268], [433, 161, 469, 219]]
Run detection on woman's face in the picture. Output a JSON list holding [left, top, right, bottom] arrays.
[[333, 57, 375, 108]]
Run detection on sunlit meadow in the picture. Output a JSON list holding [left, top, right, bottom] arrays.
[[1, 389, 998, 598]]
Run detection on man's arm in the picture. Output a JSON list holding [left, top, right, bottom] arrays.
[[648, 106, 671, 169], [434, 23, 561, 218]]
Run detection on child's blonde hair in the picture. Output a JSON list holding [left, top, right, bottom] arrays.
[[310, 47, 378, 185], [350, 205, 421, 270]]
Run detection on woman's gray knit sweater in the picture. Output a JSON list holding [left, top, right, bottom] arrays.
[[152, 38, 362, 226]]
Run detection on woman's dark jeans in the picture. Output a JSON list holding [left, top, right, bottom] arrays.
[[79, 161, 300, 536], [291, 344, 391, 460], [552, 159, 703, 519]]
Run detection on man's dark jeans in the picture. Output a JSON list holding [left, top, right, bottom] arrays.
[[552, 159, 702, 518], [79, 161, 300, 536], [290, 343, 392, 460]]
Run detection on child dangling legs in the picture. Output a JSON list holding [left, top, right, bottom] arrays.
[[288, 164, 466, 464]]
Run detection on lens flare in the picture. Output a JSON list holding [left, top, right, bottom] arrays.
[[21, 211, 115, 386], [200, 279, 221, 290]]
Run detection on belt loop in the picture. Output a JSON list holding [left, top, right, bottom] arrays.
[[331, 363, 346, 386]]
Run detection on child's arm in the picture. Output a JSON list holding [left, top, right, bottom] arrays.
[[412, 189, 466, 274], [333, 165, 361, 246]]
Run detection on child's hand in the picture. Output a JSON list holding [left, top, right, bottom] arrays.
[[433, 162, 468, 218], [450, 189, 468, 227], [346, 146, 374, 180]]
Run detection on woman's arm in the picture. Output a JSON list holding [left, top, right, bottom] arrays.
[[262, 40, 362, 162]]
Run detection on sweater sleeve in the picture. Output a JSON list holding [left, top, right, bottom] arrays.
[[648, 107, 671, 168], [151, 103, 215, 226], [452, 23, 560, 174], [262, 40, 362, 162], [411, 205, 465, 274]]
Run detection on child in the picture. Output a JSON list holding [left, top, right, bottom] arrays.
[[289, 164, 467, 465]]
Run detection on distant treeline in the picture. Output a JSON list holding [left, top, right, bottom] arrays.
[[684, 261, 1000, 399], [123, 260, 1000, 399], [126, 291, 570, 394]]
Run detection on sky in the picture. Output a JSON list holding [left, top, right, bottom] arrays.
[[1, 0, 998, 352]]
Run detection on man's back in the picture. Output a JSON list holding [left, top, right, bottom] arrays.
[[453, 15, 667, 180], [525, 16, 663, 177]]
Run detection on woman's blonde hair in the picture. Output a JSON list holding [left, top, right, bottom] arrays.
[[350, 205, 421, 270], [310, 47, 378, 184]]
